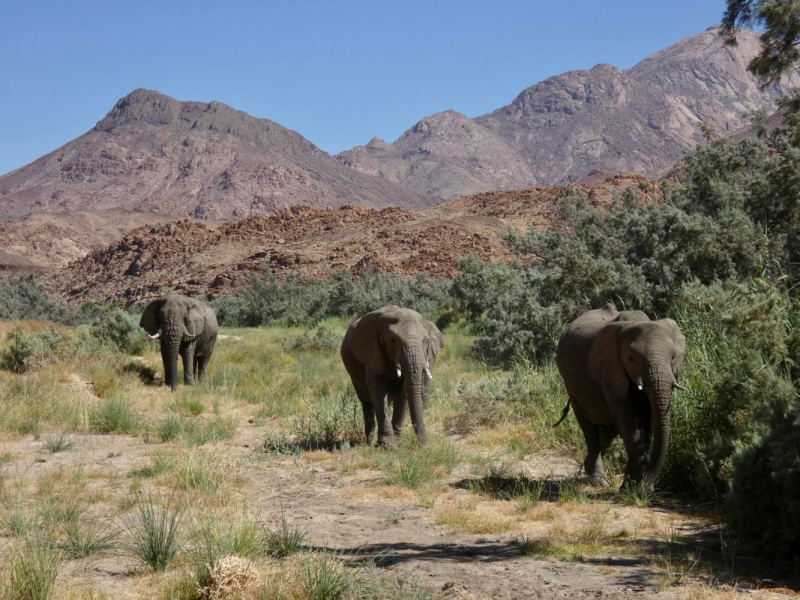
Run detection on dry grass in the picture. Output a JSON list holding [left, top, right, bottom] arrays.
[[434, 498, 515, 534], [339, 484, 419, 505]]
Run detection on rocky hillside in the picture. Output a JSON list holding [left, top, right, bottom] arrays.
[[44, 174, 660, 306], [337, 27, 799, 198], [0, 89, 435, 223]]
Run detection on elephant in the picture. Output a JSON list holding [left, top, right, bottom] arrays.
[[554, 304, 686, 490], [341, 306, 445, 446], [139, 294, 218, 392]]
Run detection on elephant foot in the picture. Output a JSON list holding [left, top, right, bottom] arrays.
[[587, 473, 610, 488], [620, 475, 653, 495]]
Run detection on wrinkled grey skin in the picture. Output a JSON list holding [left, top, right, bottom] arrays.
[[139, 294, 218, 392], [341, 306, 445, 446], [555, 304, 685, 490]]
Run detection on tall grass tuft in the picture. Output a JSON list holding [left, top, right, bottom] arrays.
[[174, 452, 228, 493], [299, 551, 349, 600], [89, 396, 140, 435], [265, 512, 307, 558], [43, 433, 74, 454], [5, 531, 62, 600], [189, 506, 270, 591], [59, 518, 117, 559], [119, 493, 183, 572]]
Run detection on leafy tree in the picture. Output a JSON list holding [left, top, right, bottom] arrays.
[[723, 0, 800, 86]]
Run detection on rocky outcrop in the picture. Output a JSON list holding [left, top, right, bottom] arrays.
[[43, 174, 661, 306]]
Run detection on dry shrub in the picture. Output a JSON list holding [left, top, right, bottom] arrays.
[[198, 555, 255, 600], [443, 395, 507, 435]]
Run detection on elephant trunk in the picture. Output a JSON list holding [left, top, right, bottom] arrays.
[[165, 317, 183, 392], [400, 340, 427, 444], [643, 358, 674, 488]]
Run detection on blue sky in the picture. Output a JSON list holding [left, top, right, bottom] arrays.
[[1, 0, 726, 176]]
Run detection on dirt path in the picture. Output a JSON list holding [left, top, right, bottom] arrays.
[[253, 465, 666, 599]]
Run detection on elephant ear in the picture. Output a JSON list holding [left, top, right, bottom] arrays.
[[587, 322, 629, 400], [184, 302, 206, 338], [423, 321, 445, 367], [348, 311, 390, 373], [661, 318, 686, 381], [139, 298, 165, 335]]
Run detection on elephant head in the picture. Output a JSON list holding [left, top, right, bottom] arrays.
[[423, 320, 445, 373], [140, 294, 207, 391], [348, 307, 444, 443], [588, 318, 685, 487]]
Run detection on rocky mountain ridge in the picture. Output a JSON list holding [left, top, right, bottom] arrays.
[[337, 27, 800, 198], [0, 89, 435, 223]]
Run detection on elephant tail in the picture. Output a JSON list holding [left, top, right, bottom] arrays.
[[552, 398, 571, 428]]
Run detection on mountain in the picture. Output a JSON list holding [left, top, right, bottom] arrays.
[[337, 27, 800, 198], [0, 89, 435, 223], [44, 174, 657, 307]]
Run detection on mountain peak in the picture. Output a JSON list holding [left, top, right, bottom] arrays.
[[366, 136, 392, 149], [1, 90, 436, 222], [95, 88, 189, 131]]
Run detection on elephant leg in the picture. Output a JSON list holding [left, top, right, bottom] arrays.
[[160, 343, 173, 389], [197, 335, 216, 383], [365, 368, 395, 447], [342, 351, 376, 443], [182, 342, 196, 385], [197, 355, 208, 383], [610, 395, 648, 486], [572, 399, 609, 487], [390, 387, 407, 437]]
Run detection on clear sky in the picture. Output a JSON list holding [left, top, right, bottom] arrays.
[[0, 0, 727, 176]]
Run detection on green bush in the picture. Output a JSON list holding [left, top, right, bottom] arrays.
[[0, 275, 71, 323], [281, 327, 340, 353], [0, 327, 36, 373], [727, 403, 800, 559], [91, 310, 151, 355], [211, 269, 452, 327]]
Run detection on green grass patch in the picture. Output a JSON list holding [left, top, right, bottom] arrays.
[[374, 438, 461, 489], [89, 396, 141, 435]]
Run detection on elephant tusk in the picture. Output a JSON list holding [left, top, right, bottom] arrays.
[[425, 367, 433, 380], [636, 377, 643, 391], [673, 382, 687, 392], [396, 366, 402, 378], [148, 332, 161, 340]]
